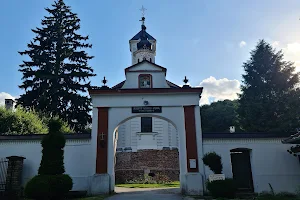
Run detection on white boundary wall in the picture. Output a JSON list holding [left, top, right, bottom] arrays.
[[203, 138, 300, 193], [1, 136, 299, 194], [0, 138, 93, 191]]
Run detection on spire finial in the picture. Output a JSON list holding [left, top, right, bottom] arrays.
[[183, 76, 189, 84], [102, 76, 107, 86], [139, 6, 147, 25]]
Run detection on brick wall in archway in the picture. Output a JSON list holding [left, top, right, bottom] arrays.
[[115, 149, 179, 183]]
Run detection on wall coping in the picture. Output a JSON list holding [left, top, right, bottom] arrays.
[[0, 133, 91, 141], [202, 132, 291, 139], [0, 132, 290, 141]]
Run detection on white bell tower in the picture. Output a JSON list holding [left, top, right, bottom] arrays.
[[129, 10, 156, 65]]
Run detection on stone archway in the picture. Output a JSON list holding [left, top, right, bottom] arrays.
[[90, 105, 204, 195]]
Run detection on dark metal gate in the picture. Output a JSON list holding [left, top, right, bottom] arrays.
[[0, 158, 9, 196]]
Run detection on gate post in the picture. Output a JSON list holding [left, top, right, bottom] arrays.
[[5, 156, 25, 198]]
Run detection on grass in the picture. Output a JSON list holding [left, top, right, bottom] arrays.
[[77, 195, 111, 200], [115, 181, 180, 188]]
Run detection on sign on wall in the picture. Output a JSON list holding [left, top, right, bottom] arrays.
[[208, 174, 225, 182], [132, 106, 162, 113]]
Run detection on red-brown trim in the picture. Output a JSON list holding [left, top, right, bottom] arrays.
[[184, 106, 199, 172], [89, 87, 203, 95], [96, 107, 109, 174], [124, 60, 167, 74], [138, 74, 153, 88]]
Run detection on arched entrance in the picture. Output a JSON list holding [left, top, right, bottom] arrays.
[[89, 103, 204, 195], [113, 115, 180, 188]]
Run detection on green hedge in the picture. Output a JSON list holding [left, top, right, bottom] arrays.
[[206, 178, 237, 198], [24, 174, 73, 200]]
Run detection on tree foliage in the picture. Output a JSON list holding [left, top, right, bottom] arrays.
[[17, 0, 95, 132], [0, 106, 71, 135], [201, 100, 239, 132], [238, 40, 300, 132], [0, 106, 47, 134]]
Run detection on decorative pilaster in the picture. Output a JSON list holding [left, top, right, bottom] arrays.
[[96, 107, 109, 174], [184, 106, 199, 172]]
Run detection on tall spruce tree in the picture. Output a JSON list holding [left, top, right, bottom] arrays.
[[238, 40, 300, 132], [17, 0, 95, 132]]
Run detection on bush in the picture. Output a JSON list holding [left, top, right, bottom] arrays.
[[38, 118, 66, 175], [206, 178, 237, 198], [202, 152, 223, 174], [0, 106, 47, 134], [0, 106, 72, 135], [25, 118, 73, 199], [24, 174, 73, 200]]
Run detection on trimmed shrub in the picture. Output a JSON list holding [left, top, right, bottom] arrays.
[[206, 178, 237, 198], [38, 118, 66, 175], [24, 174, 73, 200], [202, 152, 223, 174], [24, 118, 73, 199]]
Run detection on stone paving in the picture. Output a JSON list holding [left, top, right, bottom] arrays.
[[105, 187, 200, 200]]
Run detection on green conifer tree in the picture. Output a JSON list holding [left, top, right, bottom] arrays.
[[17, 0, 95, 132], [238, 40, 300, 132]]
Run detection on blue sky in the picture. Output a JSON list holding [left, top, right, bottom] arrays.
[[1, 0, 300, 104]]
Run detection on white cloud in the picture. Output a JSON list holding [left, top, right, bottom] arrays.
[[272, 41, 280, 47], [239, 41, 247, 48], [199, 76, 241, 105], [281, 42, 300, 72], [0, 92, 15, 106]]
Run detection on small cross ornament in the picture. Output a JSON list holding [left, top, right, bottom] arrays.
[[100, 132, 106, 140]]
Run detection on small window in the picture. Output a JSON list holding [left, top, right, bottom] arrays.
[[139, 74, 152, 88], [141, 117, 152, 132], [150, 58, 152, 62]]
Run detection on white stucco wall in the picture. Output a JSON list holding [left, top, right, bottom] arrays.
[[92, 93, 200, 108], [122, 72, 169, 89], [116, 117, 178, 151], [121, 62, 169, 89], [0, 138, 93, 191], [203, 138, 300, 193]]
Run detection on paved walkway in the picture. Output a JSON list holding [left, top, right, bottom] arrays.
[[105, 187, 188, 200]]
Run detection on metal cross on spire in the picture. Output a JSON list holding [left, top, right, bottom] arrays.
[[140, 6, 147, 17], [139, 6, 147, 25]]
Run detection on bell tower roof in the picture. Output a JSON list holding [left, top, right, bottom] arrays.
[[130, 21, 156, 41]]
